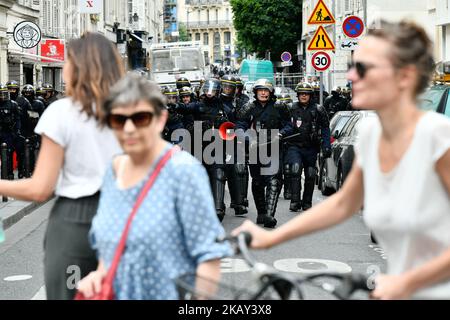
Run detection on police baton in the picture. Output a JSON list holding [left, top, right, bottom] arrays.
[[254, 132, 302, 148]]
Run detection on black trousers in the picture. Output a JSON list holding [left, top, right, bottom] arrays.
[[43, 192, 100, 300]]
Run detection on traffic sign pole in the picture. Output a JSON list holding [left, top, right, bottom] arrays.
[[320, 72, 324, 106]]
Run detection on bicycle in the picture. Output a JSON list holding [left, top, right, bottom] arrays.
[[175, 232, 373, 300]]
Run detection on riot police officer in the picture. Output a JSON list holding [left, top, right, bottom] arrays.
[[42, 83, 59, 107], [285, 82, 331, 212], [178, 78, 235, 221], [236, 79, 293, 228], [162, 87, 185, 144], [21, 85, 45, 177], [35, 86, 46, 104], [0, 84, 21, 180], [275, 93, 294, 201], [235, 77, 250, 110], [219, 75, 248, 216], [324, 86, 347, 119]]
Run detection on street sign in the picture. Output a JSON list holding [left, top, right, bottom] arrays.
[[308, 0, 335, 25], [311, 51, 331, 72], [343, 16, 364, 38], [41, 39, 65, 63], [13, 21, 41, 49], [307, 26, 335, 51], [281, 51, 292, 62], [340, 39, 359, 51], [281, 61, 293, 67]]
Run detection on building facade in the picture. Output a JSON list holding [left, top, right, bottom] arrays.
[[177, 0, 237, 67], [0, 0, 164, 89]]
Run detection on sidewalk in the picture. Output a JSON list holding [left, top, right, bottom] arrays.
[[0, 198, 51, 230]]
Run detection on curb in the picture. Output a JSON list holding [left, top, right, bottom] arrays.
[[2, 198, 54, 230]]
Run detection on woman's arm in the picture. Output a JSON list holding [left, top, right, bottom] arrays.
[[373, 247, 450, 300], [195, 259, 221, 299], [233, 160, 365, 249], [0, 135, 63, 202]]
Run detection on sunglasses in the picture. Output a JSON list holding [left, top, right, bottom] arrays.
[[347, 61, 376, 79], [107, 111, 154, 130]]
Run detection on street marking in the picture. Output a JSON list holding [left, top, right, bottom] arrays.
[[220, 258, 251, 273], [3, 275, 33, 282], [31, 286, 46, 300], [274, 258, 352, 274]]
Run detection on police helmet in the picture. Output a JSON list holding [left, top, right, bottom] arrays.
[[0, 84, 10, 101], [176, 77, 191, 90], [43, 83, 54, 92], [6, 80, 19, 89], [235, 77, 244, 89], [22, 84, 35, 98], [295, 82, 314, 95], [220, 75, 236, 98], [201, 79, 221, 98], [331, 86, 341, 95], [163, 86, 179, 103], [277, 93, 293, 104], [36, 86, 45, 97], [179, 86, 192, 98], [253, 79, 274, 94]]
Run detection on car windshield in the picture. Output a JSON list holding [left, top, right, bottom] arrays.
[[418, 86, 447, 112], [152, 49, 202, 72]]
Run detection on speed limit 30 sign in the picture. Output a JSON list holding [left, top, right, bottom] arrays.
[[311, 51, 331, 72]]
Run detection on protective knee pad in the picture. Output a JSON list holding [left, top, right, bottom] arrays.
[[305, 166, 317, 181], [290, 163, 301, 177]]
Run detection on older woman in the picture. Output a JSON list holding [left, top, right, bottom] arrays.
[[76, 74, 231, 300], [233, 20, 450, 300]]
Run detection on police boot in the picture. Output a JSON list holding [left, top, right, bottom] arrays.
[[252, 179, 268, 225], [289, 163, 302, 212], [227, 164, 248, 216], [283, 164, 292, 200], [302, 166, 317, 211], [211, 167, 227, 222], [264, 177, 281, 228]]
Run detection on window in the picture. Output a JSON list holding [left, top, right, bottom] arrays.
[[195, 33, 201, 41], [215, 9, 218, 22], [207, 9, 210, 24], [224, 31, 231, 44], [214, 32, 221, 45], [226, 8, 229, 21], [203, 33, 209, 45]]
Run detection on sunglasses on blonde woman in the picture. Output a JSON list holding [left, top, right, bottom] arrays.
[[107, 111, 154, 130], [347, 61, 377, 79]]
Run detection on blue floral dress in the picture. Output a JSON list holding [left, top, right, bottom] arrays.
[[89, 145, 232, 299]]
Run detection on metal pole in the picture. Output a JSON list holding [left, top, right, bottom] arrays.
[[281, 72, 284, 87], [320, 72, 324, 106]]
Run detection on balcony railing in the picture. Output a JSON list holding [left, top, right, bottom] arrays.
[[187, 0, 223, 6], [186, 20, 233, 29]]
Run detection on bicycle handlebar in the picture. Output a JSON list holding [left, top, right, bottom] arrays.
[[217, 233, 374, 300]]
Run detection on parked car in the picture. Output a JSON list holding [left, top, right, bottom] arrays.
[[418, 83, 450, 117], [319, 110, 377, 196], [317, 111, 354, 189]]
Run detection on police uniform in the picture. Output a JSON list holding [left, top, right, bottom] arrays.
[[285, 83, 331, 212]]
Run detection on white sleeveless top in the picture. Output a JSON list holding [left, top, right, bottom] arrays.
[[356, 111, 450, 299], [35, 98, 122, 199]]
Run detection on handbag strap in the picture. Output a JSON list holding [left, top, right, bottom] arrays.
[[104, 146, 180, 284]]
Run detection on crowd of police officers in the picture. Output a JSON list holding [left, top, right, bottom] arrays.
[[0, 81, 58, 181], [160, 75, 346, 228], [0, 73, 350, 227]]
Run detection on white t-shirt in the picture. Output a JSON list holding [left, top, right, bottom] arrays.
[[356, 111, 450, 299], [35, 98, 122, 199]]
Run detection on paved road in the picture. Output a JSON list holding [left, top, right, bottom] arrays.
[[0, 185, 386, 300]]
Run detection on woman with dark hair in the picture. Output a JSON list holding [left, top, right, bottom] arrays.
[[0, 32, 124, 299], [233, 20, 450, 299], [76, 74, 231, 300]]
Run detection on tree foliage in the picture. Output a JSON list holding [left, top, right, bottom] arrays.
[[178, 23, 190, 42], [230, 0, 302, 60]]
